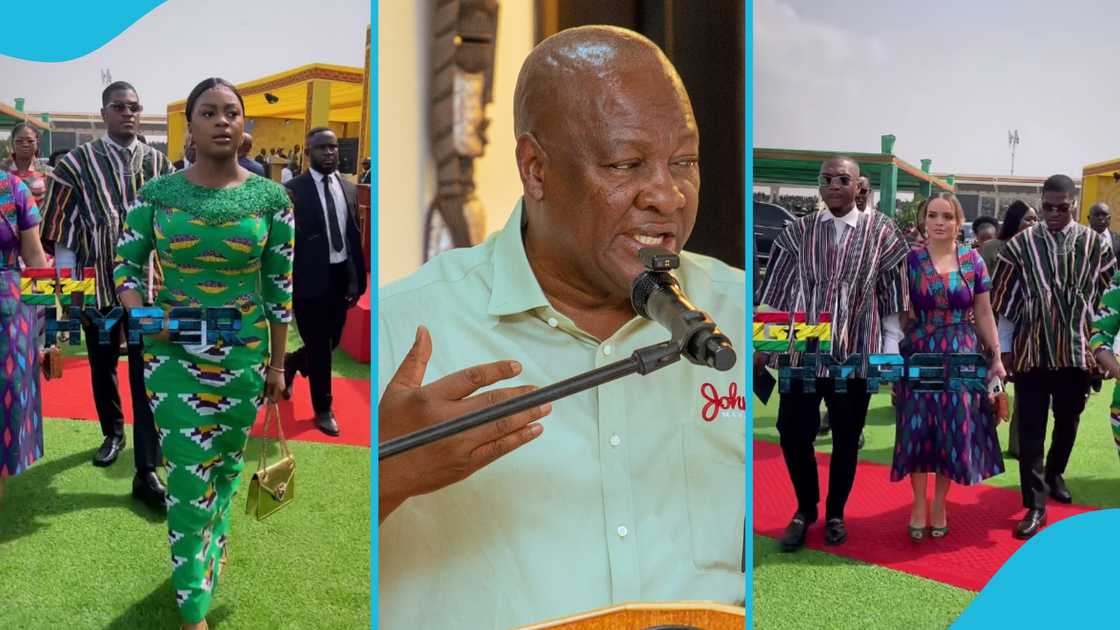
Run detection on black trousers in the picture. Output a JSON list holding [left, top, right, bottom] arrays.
[[82, 308, 160, 471], [292, 262, 351, 414], [1015, 368, 1090, 509], [777, 379, 871, 521]]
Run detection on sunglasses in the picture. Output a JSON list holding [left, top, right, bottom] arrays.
[[1041, 202, 1071, 214], [818, 174, 853, 187], [106, 101, 143, 114]]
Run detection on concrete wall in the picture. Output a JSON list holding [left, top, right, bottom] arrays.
[[377, 1, 534, 286]]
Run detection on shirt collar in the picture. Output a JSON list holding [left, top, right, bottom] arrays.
[[487, 198, 552, 317], [818, 206, 861, 228], [310, 167, 335, 184], [103, 134, 138, 154]]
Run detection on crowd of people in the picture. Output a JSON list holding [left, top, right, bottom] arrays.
[[1, 77, 366, 629], [756, 157, 1120, 549]]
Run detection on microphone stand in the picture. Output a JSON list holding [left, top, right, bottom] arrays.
[[378, 340, 683, 461]]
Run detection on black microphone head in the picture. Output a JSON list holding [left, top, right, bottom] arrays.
[[707, 337, 737, 371], [631, 271, 678, 319]]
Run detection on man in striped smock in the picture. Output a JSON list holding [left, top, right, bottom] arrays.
[[990, 174, 1115, 539], [40, 80, 173, 511], [756, 156, 909, 551]]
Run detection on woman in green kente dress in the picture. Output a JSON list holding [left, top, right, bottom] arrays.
[[113, 77, 293, 630], [1091, 272, 1120, 461]]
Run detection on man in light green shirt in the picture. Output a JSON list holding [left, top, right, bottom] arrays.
[[378, 25, 745, 630]]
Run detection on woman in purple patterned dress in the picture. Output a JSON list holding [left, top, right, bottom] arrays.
[[891, 193, 1006, 540], [0, 171, 49, 500]]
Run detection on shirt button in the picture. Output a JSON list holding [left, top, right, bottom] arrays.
[[617, 525, 628, 538], [547, 317, 558, 328], [609, 434, 621, 447], [603, 344, 613, 356]]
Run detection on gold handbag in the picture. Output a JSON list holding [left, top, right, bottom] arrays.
[[246, 402, 296, 520]]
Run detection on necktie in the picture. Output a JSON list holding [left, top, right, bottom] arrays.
[[322, 174, 344, 253]]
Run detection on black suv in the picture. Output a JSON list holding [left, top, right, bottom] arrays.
[[753, 200, 796, 281]]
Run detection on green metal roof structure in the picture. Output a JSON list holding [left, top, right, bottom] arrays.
[[754, 135, 956, 216], [0, 101, 53, 156]]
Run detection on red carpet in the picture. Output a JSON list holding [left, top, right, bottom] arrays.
[[43, 358, 370, 447], [753, 439, 1094, 591]]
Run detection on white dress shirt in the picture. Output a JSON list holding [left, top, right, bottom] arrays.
[[309, 168, 349, 263], [818, 207, 903, 353]]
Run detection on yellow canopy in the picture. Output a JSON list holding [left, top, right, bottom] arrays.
[[166, 63, 365, 162]]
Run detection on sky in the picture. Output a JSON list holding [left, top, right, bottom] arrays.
[[0, 0, 369, 116], [754, 0, 1120, 179]]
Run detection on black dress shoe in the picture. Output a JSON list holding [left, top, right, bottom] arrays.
[[314, 411, 340, 437], [93, 435, 125, 467], [132, 470, 167, 512], [1047, 475, 1073, 504], [282, 352, 296, 400], [824, 517, 848, 545], [1014, 508, 1047, 539], [779, 512, 815, 552]]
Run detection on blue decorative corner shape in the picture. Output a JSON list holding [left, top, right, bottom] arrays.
[[953, 509, 1120, 628], [0, 2, 167, 62]]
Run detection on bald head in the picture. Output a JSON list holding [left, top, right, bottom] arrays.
[[819, 156, 861, 214], [1090, 201, 1112, 233], [513, 25, 689, 141], [856, 175, 871, 211], [239, 132, 253, 158], [510, 25, 701, 323]]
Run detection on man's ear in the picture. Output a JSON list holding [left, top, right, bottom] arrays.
[[515, 133, 547, 201]]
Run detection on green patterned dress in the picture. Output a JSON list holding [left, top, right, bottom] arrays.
[[1091, 270, 1120, 461], [113, 172, 293, 624]]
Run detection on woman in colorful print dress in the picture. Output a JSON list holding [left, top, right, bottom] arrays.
[[891, 193, 1006, 540], [0, 171, 48, 500], [114, 78, 293, 629]]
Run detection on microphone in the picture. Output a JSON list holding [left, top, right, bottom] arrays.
[[630, 247, 737, 371]]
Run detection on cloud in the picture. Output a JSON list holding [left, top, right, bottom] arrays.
[[754, 0, 885, 90]]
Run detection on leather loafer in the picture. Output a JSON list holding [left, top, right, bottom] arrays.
[[779, 512, 814, 552], [282, 352, 296, 400], [132, 470, 168, 512], [1014, 508, 1046, 539], [314, 411, 340, 437], [1047, 474, 1073, 504], [824, 517, 848, 545], [93, 435, 125, 467]]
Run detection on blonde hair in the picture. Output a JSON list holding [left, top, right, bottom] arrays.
[[918, 192, 965, 235]]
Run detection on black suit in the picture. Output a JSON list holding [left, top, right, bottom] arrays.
[[284, 171, 367, 413]]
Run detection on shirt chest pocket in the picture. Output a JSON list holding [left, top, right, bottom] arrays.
[[681, 421, 745, 573]]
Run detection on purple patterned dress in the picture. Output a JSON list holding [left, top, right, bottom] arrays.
[[0, 172, 43, 478], [890, 246, 1004, 484]]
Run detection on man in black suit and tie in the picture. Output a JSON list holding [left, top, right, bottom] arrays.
[[172, 133, 194, 171], [1090, 202, 1120, 253], [283, 127, 368, 435]]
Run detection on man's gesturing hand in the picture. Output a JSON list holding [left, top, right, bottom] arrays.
[[378, 326, 551, 523]]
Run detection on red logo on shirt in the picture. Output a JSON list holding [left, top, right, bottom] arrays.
[[700, 382, 745, 422]]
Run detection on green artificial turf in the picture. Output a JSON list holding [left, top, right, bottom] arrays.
[[751, 381, 1120, 628], [752, 536, 973, 630], [0, 419, 370, 629], [58, 323, 369, 380]]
